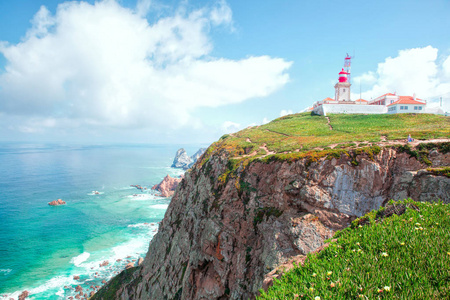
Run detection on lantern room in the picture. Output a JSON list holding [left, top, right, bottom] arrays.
[[338, 68, 348, 82]]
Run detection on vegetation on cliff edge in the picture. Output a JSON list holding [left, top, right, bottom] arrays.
[[198, 113, 449, 164], [257, 199, 450, 299]]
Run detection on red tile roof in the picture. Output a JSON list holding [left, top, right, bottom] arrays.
[[355, 98, 368, 102], [322, 97, 334, 102], [387, 96, 426, 107], [374, 93, 396, 100]]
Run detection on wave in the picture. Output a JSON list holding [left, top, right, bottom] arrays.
[[149, 204, 169, 209], [0, 227, 157, 300], [128, 194, 155, 201], [0, 269, 12, 275], [127, 222, 157, 228], [70, 252, 91, 267], [88, 191, 104, 195], [1, 275, 73, 300]]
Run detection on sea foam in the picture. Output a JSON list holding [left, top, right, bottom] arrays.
[[149, 204, 169, 209], [70, 252, 91, 267], [0, 268, 12, 275]]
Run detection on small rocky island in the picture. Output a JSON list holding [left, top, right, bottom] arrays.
[[48, 199, 66, 206]]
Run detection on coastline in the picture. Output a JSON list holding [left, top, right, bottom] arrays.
[[0, 143, 192, 300]]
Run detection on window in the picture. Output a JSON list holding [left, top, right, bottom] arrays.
[[343, 89, 346, 92], [419, 106, 423, 110], [391, 100, 394, 104], [414, 106, 418, 110]]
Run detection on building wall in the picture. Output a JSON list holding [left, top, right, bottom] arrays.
[[334, 82, 351, 101], [388, 104, 425, 114], [313, 104, 387, 116]]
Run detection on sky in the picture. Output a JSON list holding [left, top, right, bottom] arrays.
[[0, 0, 449, 145]]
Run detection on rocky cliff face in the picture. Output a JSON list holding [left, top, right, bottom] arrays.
[[94, 144, 449, 300]]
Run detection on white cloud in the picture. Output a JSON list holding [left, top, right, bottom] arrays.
[[221, 121, 241, 133], [280, 109, 293, 117], [210, 0, 233, 28], [0, 0, 291, 135], [351, 46, 450, 112], [262, 117, 269, 124], [136, 0, 152, 17]]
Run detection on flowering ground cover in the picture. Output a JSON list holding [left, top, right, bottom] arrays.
[[257, 199, 450, 299]]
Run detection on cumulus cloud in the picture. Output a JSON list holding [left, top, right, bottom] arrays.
[[221, 121, 241, 134], [280, 109, 293, 117], [0, 0, 291, 134], [352, 46, 450, 111]]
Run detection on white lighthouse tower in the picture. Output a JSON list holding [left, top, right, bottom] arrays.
[[334, 54, 352, 101]]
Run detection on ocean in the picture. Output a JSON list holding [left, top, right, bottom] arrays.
[[0, 143, 199, 299]]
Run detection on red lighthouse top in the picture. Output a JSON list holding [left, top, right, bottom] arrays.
[[338, 68, 348, 82]]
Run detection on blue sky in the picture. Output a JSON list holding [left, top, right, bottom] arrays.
[[1, 0, 449, 144]]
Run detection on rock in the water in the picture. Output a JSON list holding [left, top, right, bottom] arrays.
[[48, 199, 66, 206], [125, 262, 134, 269], [75, 285, 82, 292], [99, 260, 109, 267], [152, 174, 183, 197], [171, 148, 192, 169], [138, 257, 144, 266], [73, 275, 80, 280], [18, 291, 29, 300]]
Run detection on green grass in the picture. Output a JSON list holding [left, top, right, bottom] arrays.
[[257, 199, 450, 300], [199, 113, 449, 161]]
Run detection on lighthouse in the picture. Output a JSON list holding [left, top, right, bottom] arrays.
[[334, 54, 351, 101]]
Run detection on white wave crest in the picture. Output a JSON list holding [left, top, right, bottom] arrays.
[[149, 204, 169, 209], [4, 275, 73, 300], [128, 194, 155, 201], [127, 223, 153, 228], [0, 269, 12, 275], [88, 191, 104, 195], [70, 252, 90, 267]]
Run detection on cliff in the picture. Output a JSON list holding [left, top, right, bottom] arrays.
[[93, 113, 450, 300]]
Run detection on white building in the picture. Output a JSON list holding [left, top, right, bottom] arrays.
[[311, 55, 435, 116], [386, 96, 426, 114]]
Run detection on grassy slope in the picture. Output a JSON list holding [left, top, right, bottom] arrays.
[[205, 113, 449, 158], [257, 200, 450, 300]]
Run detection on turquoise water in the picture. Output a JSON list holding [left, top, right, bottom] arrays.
[[0, 143, 198, 299]]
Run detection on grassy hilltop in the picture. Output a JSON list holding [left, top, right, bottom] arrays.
[[257, 200, 450, 299], [201, 113, 449, 160]]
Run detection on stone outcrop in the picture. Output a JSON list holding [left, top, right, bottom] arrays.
[[171, 149, 193, 169], [152, 175, 183, 197], [18, 291, 29, 300], [93, 144, 449, 300], [189, 148, 207, 167], [48, 199, 66, 206], [171, 148, 207, 170]]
